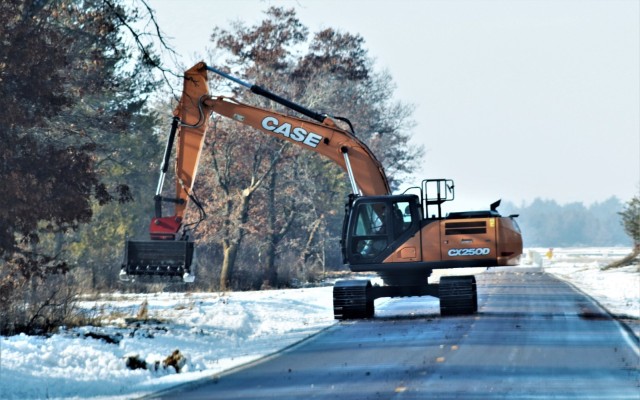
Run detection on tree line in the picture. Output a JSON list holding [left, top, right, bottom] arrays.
[[503, 197, 635, 248]]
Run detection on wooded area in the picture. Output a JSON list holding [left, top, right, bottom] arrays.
[[1, 0, 166, 334], [504, 197, 634, 247], [0, 1, 636, 336]]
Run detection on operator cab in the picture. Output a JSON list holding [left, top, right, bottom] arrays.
[[342, 179, 459, 266], [344, 194, 422, 265]]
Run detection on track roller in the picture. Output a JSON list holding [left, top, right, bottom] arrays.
[[439, 275, 477, 316], [333, 280, 374, 320]]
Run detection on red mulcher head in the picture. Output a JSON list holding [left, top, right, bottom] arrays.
[[120, 239, 195, 283], [120, 214, 196, 282]]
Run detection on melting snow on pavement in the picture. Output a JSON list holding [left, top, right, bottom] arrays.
[[0, 247, 637, 399]]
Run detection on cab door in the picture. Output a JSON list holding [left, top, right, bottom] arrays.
[[349, 201, 390, 263], [345, 195, 421, 265]]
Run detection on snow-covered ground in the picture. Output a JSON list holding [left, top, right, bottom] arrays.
[[531, 247, 639, 320], [0, 247, 637, 400]]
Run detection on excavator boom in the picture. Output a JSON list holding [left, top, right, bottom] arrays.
[[121, 62, 391, 281], [203, 96, 391, 196]]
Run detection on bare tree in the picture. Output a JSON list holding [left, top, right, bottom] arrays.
[[603, 195, 640, 271], [188, 7, 422, 289]]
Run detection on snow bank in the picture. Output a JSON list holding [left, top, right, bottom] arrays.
[[0, 287, 335, 400], [528, 247, 639, 319]]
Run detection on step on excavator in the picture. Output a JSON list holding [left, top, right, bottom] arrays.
[[121, 62, 523, 319]]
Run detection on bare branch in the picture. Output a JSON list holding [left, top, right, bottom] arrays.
[[102, 0, 181, 91]]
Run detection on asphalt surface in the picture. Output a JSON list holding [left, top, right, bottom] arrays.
[[153, 267, 640, 399]]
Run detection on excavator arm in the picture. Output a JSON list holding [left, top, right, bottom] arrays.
[[154, 62, 390, 239], [121, 62, 390, 281]]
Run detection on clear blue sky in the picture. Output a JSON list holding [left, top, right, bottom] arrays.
[[146, 0, 639, 212]]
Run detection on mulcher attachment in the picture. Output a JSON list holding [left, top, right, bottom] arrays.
[[333, 280, 374, 320], [439, 275, 478, 316], [120, 240, 195, 282]]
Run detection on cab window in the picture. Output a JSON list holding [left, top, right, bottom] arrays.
[[349, 199, 419, 263], [392, 201, 412, 240], [351, 202, 388, 259]]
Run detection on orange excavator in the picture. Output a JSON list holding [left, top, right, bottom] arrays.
[[121, 62, 522, 318]]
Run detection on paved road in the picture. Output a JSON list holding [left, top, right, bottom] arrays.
[[154, 268, 639, 399]]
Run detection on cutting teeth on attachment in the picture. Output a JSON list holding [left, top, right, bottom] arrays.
[[122, 239, 195, 282], [182, 272, 195, 283], [118, 269, 130, 282]]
